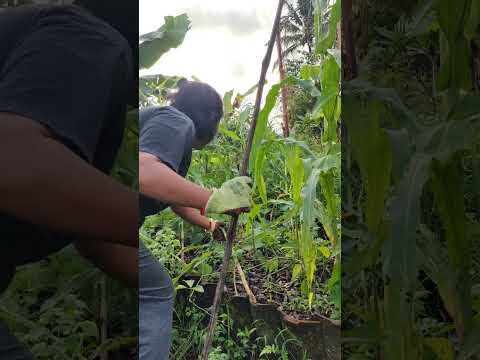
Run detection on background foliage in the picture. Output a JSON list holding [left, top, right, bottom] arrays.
[[342, 0, 480, 358]]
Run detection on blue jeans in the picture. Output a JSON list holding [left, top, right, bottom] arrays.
[[139, 240, 175, 360]]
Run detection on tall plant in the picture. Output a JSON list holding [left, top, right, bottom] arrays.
[[249, 0, 341, 311], [343, 1, 480, 358]]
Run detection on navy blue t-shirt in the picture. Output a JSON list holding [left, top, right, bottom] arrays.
[[0, 4, 134, 270], [139, 106, 196, 223]]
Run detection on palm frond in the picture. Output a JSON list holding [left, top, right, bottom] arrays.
[[282, 34, 304, 47], [282, 42, 303, 60], [285, 1, 304, 27]]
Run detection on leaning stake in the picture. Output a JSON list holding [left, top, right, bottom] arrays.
[[201, 1, 285, 358]]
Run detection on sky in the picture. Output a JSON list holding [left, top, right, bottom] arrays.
[[139, 0, 282, 97]]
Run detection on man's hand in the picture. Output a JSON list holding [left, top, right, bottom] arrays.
[[205, 177, 252, 216], [209, 220, 224, 232]]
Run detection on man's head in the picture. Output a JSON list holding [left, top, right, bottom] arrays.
[[171, 80, 223, 149]]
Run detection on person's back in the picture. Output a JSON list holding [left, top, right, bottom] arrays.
[[0, 4, 137, 358]]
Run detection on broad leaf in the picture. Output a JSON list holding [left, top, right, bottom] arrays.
[[139, 14, 191, 70]]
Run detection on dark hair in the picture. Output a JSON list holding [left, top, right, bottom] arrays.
[[171, 80, 223, 143]]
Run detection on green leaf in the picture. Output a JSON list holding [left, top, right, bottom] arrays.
[[77, 321, 99, 340], [319, 246, 331, 258], [139, 14, 191, 70], [302, 168, 321, 230], [436, 0, 468, 45], [424, 338, 455, 360], [316, 200, 336, 246], [385, 128, 411, 183], [300, 64, 321, 80], [249, 84, 282, 171], [198, 263, 213, 276], [328, 259, 341, 311], [223, 90, 235, 118], [345, 99, 392, 235], [266, 258, 279, 273], [300, 167, 321, 299], [437, 37, 473, 91], [291, 263, 303, 282], [346, 80, 418, 133], [436, 0, 474, 90], [254, 142, 272, 204], [193, 285, 204, 293], [384, 153, 431, 287], [185, 279, 195, 288], [431, 158, 469, 270], [284, 145, 305, 205], [249, 76, 298, 172], [308, 292, 315, 308], [219, 126, 241, 141], [320, 55, 341, 142], [315, 0, 341, 54], [458, 323, 480, 360], [382, 153, 433, 360]]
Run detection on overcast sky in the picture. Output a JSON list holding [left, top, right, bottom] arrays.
[[139, 0, 281, 97]]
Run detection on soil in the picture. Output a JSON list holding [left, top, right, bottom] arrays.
[[182, 230, 334, 322], [226, 255, 330, 321]]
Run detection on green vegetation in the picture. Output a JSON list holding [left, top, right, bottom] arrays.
[[342, 1, 480, 358], [140, 1, 341, 358]]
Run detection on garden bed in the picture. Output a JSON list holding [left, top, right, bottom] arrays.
[[182, 254, 340, 360]]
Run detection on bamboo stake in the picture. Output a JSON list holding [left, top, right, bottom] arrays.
[[233, 262, 239, 296], [235, 260, 257, 304], [200, 1, 285, 358]]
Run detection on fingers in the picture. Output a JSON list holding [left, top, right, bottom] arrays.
[[223, 207, 250, 216]]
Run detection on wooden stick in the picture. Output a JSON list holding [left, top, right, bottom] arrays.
[[235, 260, 257, 304], [98, 276, 108, 360], [240, 0, 285, 176], [233, 261, 239, 296], [200, 1, 284, 358]]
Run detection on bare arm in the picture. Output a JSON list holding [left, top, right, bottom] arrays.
[[171, 205, 212, 230], [139, 151, 212, 209], [0, 113, 137, 247], [75, 239, 138, 288]]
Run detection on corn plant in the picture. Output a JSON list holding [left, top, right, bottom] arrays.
[[249, 11, 341, 307], [343, 0, 480, 358]]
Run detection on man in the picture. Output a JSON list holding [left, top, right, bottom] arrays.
[[139, 80, 252, 359]]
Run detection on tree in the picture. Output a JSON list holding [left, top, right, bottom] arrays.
[[277, 0, 315, 62]]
